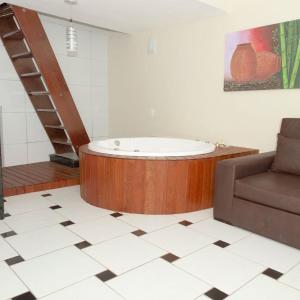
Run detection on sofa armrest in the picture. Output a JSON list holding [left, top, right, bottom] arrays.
[[218, 151, 275, 179], [213, 151, 275, 223]]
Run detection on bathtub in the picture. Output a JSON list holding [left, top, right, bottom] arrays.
[[88, 137, 216, 157], [80, 138, 255, 214]]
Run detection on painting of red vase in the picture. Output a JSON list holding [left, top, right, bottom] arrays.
[[224, 19, 300, 91]]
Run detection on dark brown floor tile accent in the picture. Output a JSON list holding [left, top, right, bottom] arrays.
[[214, 240, 230, 248], [49, 205, 62, 210], [263, 268, 283, 280], [60, 220, 74, 227], [205, 287, 228, 300], [1, 230, 17, 238], [41, 193, 52, 197], [75, 241, 92, 250], [5, 255, 24, 266], [96, 270, 117, 282], [179, 220, 193, 226], [4, 213, 10, 217], [161, 253, 179, 263], [12, 291, 36, 300], [131, 229, 147, 237], [110, 212, 123, 218]]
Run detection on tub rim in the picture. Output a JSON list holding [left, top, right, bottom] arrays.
[[79, 144, 250, 161], [87, 137, 216, 159]]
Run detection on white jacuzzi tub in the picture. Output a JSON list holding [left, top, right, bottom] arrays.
[[88, 137, 216, 157]]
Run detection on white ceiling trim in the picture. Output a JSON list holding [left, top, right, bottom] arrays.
[[7, 0, 230, 33]]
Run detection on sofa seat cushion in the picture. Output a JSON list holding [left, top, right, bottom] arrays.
[[235, 172, 300, 215]]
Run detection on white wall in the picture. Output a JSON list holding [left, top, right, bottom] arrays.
[[108, 0, 300, 152], [0, 14, 108, 166]]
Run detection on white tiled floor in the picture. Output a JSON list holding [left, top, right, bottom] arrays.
[[142, 224, 216, 257], [190, 218, 251, 243], [0, 186, 300, 300], [0, 220, 10, 234], [0, 261, 28, 299], [4, 208, 67, 233], [118, 213, 182, 232], [0, 236, 17, 261], [175, 245, 265, 294], [41, 277, 123, 300], [280, 264, 300, 291], [84, 234, 166, 275], [228, 275, 300, 300], [107, 259, 211, 300], [68, 216, 135, 244], [4, 194, 53, 215], [6, 224, 83, 260], [54, 203, 112, 223], [175, 208, 213, 223], [12, 247, 105, 298], [227, 234, 300, 273]]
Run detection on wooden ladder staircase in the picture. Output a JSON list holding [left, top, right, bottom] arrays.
[[0, 3, 90, 167]]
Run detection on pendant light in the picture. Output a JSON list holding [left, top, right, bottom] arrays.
[[65, 0, 78, 57]]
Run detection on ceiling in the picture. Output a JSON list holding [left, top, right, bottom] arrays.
[[7, 0, 231, 33]]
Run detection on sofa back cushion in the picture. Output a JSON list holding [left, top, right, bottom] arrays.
[[280, 118, 300, 139], [272, 134, 300, 175]]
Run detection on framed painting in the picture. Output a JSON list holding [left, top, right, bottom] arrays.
[[224, 19, 300, 91]]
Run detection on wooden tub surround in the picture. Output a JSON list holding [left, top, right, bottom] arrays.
[[80, 145, 258, 214]]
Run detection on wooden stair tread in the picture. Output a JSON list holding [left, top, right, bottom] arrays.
[[51, 138, 72, 145], [45, 124, 65, 129], [11, 51, 32, 60], [2, 29, 23, 40], [28, 91, 50, 96], [36, 108, 56, 112], [20, 72, 41, 78], [0, 12, 14, 18]]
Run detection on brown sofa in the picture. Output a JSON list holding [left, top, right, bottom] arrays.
[[213, 118, 300, 249]]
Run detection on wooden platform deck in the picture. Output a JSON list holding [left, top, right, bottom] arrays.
[[3, 162, 80, 197]]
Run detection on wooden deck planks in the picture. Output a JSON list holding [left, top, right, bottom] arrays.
[[3, 162, 79, 197]]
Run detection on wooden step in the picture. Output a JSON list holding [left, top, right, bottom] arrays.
[[36, 108, 56, 112], [51, 138, 72, 145], [45, 124, 65, 129], [11, 51, 32, 60], [49, 152, 79, 168], [2, 29, 23, 40], [20, 72, 41, 78], [28, 91, 50, 96], [56, 152, 78, 160], [0, 12, 14, 18]]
